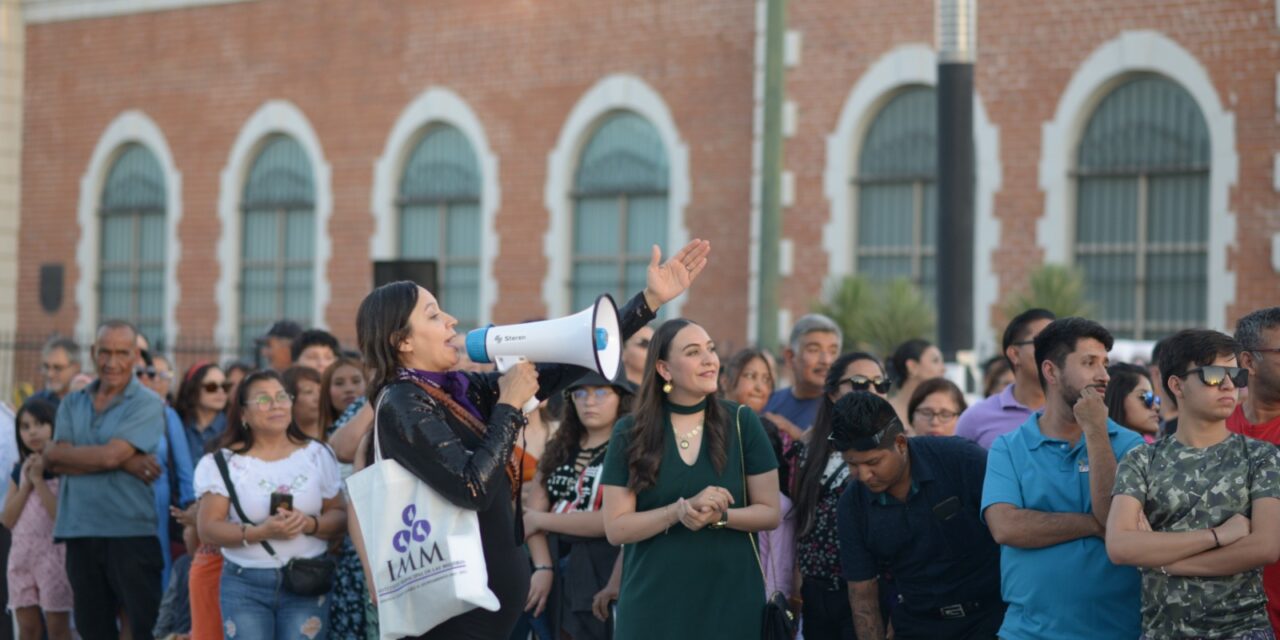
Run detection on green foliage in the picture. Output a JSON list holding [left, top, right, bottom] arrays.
[[814, 275, 937, 357], [1001, 264, 1094, 321]]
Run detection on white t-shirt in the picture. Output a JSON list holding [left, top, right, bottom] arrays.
[[193, 440, 343, 568]]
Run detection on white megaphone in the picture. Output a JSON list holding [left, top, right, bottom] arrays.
[[464, 294, 622, 414]]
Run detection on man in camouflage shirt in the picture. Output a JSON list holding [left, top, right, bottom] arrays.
[[1107, 329, 1280, 640]]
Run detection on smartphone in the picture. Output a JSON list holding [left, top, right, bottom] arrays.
[[270, 492, 294, 516], [931, 495, 962, 521]]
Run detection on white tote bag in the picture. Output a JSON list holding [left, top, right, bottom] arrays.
[[346, 394, 500, 639]]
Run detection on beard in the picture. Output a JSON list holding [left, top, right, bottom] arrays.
[[1059, 378, 1085, 407]]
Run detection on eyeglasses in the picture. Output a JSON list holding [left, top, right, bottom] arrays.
[[914, 409, 959, 423], [840, 375, 892, 395], [828, 417, 902, 450], [41, 363, 70, 374], [249, 392, 293, 410], [1176, 366, 1248, 389], [1139, 390, 1161, 410], [203, 381, 234, 394], [570, 388, 614, 402], [135, 366, 156, 380], [1009, 339, 1036, 347], [1247, 346, 1280, 356]]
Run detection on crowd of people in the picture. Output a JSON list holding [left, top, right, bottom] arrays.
[[1, 238, 1279, 640]]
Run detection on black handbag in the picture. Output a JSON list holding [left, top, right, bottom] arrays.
[[213, 451, 336, 597], [735, 407, 798, 640]]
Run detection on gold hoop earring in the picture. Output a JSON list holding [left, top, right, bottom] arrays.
[[662, 381, 673, 394]]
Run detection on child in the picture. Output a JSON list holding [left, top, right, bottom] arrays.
[[0, 399, 72, 640]]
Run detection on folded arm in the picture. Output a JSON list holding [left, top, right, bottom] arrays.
[[984, 502, 1101, 549], [1165, 498, 1280, 577], [43, 439, 137, 475], [1105, 494, 1219, 567]]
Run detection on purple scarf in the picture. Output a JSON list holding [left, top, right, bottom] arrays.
[[398, 368, 484, 421]]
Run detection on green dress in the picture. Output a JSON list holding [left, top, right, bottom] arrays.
[[599, 399, 778, 640]]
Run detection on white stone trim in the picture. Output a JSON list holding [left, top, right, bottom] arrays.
[[1037, 30, 1238, 331], [24, 0, 254, 23], [214, 100, 332, 355], [822, 43, 1003, 357], [370, 87, 499, 326], [746, 0, 768, 342], [76, 110, 183, 348], [542, 74, 691, 317]]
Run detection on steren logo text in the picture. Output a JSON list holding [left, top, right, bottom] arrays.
[[387, 505, 443, 581]]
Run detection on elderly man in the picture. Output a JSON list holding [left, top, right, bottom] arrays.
[[31, 336, 81, 407], [44, 320, 166, 640], [763, 313, 843, 439]]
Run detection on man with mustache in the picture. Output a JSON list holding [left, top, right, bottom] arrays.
[[763, 314, 842, 440], [981, 317, 1143, 640]]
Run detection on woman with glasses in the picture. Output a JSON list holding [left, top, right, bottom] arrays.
[[194, 369, 346, 639], [790, 351, 889, 640], [523, 372, 635, 640], [353, 240, 709, 639], [599, 318, 781, 640], [906, 378, 969, 437], [1105, 363, 1162, 443]]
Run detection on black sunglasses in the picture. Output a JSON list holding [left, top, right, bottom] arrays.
[[841, 375, 891, 395], [135, 366, 156, 380], [1176, 366, 1248, 389]]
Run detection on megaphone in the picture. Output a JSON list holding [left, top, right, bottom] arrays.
[[465, 294, 622, 414]]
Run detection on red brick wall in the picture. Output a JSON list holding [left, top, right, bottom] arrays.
[[16, 0, 1280, 386]]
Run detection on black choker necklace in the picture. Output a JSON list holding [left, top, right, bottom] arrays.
[[665, 398, 708, 415]]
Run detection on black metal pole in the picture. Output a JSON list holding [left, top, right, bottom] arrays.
[[936, 61, 974, 360]]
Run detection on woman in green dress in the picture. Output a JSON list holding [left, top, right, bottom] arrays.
[[600, 318, 781, 640]]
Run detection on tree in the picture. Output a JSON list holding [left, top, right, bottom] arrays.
[[1001, 263, 1093, 320], [815, 275, 937, 358]]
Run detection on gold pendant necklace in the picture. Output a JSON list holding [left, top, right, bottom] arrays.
[[676, 423, 704, 449]]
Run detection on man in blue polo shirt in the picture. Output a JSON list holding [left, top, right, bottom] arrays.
[[45, 320, 166, 640], [982, 317, 1143, 640], [834, 392, 1003, 639]]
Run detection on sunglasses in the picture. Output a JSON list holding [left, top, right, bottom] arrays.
[[841, 375, 892, 395], [1176, 366, 1248, 389], [203, 381, 234, 394], [1139, 390, 1161, 410], [134, 367, 156, 380]]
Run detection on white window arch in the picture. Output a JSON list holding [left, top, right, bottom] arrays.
[[1038, 30, 1237, 332], [76, 111, 183, 349], [215, 100, 332, 358], [543, 74, 690, 317], [371, 88, 499, 328]]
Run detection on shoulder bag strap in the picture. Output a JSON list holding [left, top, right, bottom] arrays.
[[736, 406, 768, 594], [213, 450, 278, 558]]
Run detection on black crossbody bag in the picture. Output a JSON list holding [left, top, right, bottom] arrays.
[[213, 451, 335, 597]]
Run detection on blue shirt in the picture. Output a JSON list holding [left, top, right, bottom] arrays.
[[837, 437, 1001, 633], [52, 376, 165, 539], [763, 388, 821, 431], [981, 413, 1143, 640], [182, 412, 226, 466]]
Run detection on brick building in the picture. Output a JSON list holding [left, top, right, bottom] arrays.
[[5, 0, 1279, 389]]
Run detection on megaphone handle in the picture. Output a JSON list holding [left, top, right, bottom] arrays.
[[494, 356, 540, 415]]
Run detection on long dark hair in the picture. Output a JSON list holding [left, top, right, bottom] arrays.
[[218, 370, 314, 454], [318, 356, 365, 436], [539, 386, 634, 484], [626, 319, 728, 493], [357, 281, 420, 402], [886, 338, 931, 390], [1105, 363, 1151, 428], [175, 362, 221, 426], [14, 399, 56, 461], [792, 351, 884, 537]]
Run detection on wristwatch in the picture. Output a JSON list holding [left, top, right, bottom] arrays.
[[708, 510, 729, 530]]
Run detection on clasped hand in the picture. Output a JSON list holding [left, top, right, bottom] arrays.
[[257, 506, 311, 541], [678, 486, 734, 531]]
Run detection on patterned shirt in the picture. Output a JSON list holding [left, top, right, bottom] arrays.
[[545, 442, 609, 513], [1114, 433, 1280, 638], [796, 453, 850, 582]]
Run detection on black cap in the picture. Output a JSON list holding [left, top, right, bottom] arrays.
[[566, 371, 636, 396], [261, 320, 303, 341]]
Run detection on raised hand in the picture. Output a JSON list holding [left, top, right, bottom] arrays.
[[1073, 386, 1109, 436], [643, 239, 711, 310]]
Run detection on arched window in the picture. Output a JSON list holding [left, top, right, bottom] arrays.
[[239, 134, 315, 354], [853, 86, 937, 301], [1074, 74, 1210, 339], [99, 143, 167, 346], [571, 112, 668, 312], [398, 124, 482, 329]]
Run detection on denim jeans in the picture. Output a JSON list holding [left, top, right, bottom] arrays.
[[220, 558, 331, 639]]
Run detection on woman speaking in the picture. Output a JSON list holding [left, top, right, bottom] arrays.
[[354, 239, 709, 639]]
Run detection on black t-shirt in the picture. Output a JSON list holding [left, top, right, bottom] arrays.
[[545, 442, 609, 513]]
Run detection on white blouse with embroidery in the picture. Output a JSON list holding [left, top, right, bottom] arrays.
[[193, 440, 342, 568]]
